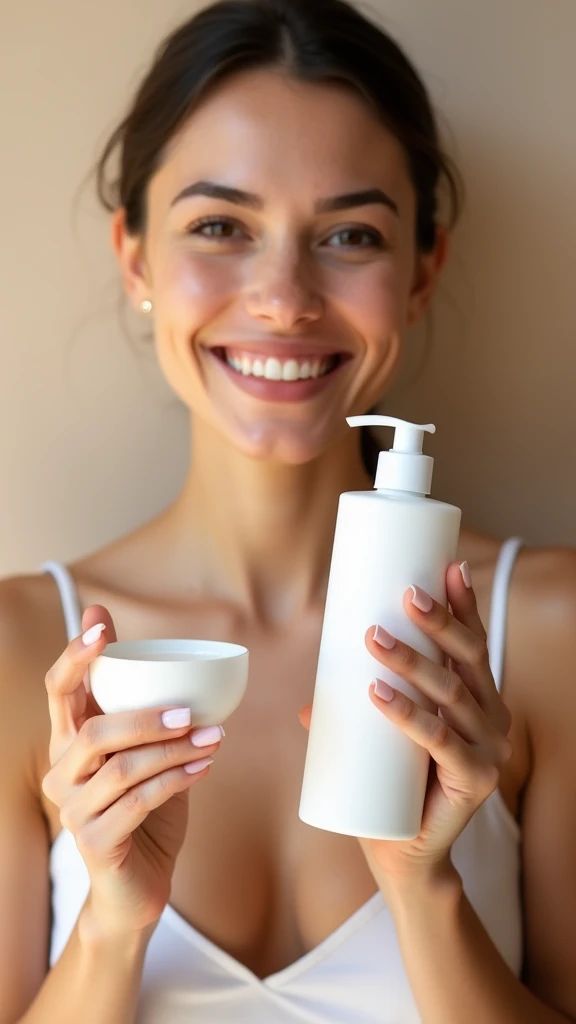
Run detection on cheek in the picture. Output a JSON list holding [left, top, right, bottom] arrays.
[[155, 251, 241, 325], [329, 260, 408, 342]]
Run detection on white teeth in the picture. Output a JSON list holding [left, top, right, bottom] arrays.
[[265, 358, 283, 380], [223, 350, 336, 380], [282, 359, 300, 382]]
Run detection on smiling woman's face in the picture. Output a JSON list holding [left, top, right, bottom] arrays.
[[113, 68, 446, 465]]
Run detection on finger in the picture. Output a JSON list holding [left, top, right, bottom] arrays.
[[400, 585, 498, 713], [366, 627, 505, 754], [402, 584, 489, 667], [368, 683, 506, 801], [445, 563, 512, 733], [80, 608, 118, 696], [446, 561, 488, 639], [43, 705, 202, 806], [45, 606, 116, 706], [75, 760, 214, 859], [45, 606, 115, 758], [59, 727, 223, 832]]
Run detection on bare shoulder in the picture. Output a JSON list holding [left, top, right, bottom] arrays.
[[0, 572, 67, 787], [0, 570, 67, 676], [511, 540, 576, 646], [512, 543, 576, 595], [0, 572, 68, 1018], [508, 545, 576, 708], [506, 548, 576, 1013]]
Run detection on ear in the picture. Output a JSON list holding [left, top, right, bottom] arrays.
[[406, 225, 450, 328], [110, 208, 152, 312]]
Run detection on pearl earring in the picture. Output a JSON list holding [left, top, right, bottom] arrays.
[[141, 299, 153, 314]]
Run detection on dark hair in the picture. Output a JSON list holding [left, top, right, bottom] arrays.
[[95, 0, 463, 476]]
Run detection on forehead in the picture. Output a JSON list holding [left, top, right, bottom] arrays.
[[151, 68, 413, 209]]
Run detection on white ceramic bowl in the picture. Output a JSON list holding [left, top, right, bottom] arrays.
[[89, 639, 249, 726]]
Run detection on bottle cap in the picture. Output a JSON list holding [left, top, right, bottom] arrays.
[[347, 415, 436, 495]]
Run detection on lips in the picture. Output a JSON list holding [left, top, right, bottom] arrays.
[[200, 340, 353, 362], [202, 342, 352, 403]]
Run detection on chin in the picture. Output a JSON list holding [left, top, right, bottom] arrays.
[[223, 417, 337, 466]]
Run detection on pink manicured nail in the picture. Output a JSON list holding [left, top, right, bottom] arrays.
[[410, 585, 433, 612], [372, 678, 395, 701], [459, 561, 473, 588], [373, 625, 396, 649], [162, 708, 191, 729], [81, 622, 106, 646], [184, 756, 214, 774], [190, 725, 224, 747]]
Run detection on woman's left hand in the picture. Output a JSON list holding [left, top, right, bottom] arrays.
[[300, 561, 513, 888]]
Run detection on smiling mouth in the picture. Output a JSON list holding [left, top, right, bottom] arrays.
[[210, 346, 348, 382]]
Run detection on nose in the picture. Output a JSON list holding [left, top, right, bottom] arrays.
[[243, 251, 323, 330]]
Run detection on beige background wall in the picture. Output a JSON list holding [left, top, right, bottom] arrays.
[[1, 0, 575, 577]]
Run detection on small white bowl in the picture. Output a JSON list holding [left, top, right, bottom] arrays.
[[89, 639, 249, 726]]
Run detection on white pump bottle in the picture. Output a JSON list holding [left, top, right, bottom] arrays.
[[298, 415, 462, 840]]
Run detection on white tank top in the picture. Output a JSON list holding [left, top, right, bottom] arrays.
[[40, 538, 525, 1023]]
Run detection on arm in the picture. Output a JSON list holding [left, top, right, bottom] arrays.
[[382, 550, 576, 1024], [19, 902, 152, 1024], [0, 578, 151, 1024], [386, 868, 573, 1024]]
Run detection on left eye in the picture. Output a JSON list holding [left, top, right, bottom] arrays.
[[325, 228, 382, 248], [188, 218, 245, 238]]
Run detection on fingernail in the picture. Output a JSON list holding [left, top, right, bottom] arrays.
[[410, 585, 434, 612], [373, 625, 396, 649], [184, 756, 214, 774], [459, 561, 473, 588], [81, 622, 106, 646], [162, 708, 191, 729], [372, 678, 395, 701], [190, 725, 224, 747]]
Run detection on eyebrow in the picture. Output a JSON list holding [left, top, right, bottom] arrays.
[[170, 180, 399, 217]]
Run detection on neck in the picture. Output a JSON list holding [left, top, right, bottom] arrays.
[[160, 415, 373, 626]]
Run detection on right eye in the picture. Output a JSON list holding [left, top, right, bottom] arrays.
[[186, 216, 247, 240]]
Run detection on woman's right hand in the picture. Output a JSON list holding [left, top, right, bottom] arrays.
[[41, 605, 224, 937]]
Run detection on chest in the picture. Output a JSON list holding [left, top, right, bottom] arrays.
[[41, 574, 526, 981], [168, 620, 380, 978]]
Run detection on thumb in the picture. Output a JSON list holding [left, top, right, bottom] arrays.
[[81, 604, 117, 697], [298, 704, 312, 731]]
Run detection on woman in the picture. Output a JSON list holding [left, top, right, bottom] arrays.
[[1, 1, 575, 1021]]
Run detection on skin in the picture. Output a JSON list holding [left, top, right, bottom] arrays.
[[0, 68, 575, 1022]]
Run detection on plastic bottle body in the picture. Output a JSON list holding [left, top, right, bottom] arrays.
[[298, 489, 461, 840]]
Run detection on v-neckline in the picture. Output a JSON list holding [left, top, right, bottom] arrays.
[[162, 890, 385, 989], [50, 828, 385, 989]]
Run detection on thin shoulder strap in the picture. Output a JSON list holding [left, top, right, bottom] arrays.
[[487, 537, 525, 693], [39, 560, 83, 643]]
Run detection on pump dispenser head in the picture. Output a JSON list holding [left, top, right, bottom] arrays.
[[347, 415, 436, 495]]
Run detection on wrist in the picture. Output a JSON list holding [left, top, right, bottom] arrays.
[[378, 858, 463, 914], [78, 894, 157, 956]]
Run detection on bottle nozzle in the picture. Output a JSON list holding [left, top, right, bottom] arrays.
[[346, 415, 436, 494]]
